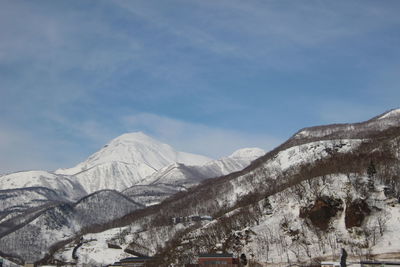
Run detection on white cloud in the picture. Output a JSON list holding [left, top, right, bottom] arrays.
[[317, 102, 385, 124], [122, 113, 281, 158], [0, 126, 59, 174]]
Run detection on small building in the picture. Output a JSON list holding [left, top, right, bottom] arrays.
[[198, 253, 239, 266], [321, 261, 400, 267]]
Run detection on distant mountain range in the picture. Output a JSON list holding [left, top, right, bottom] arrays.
[[0, 131, 264, 264], [0, 132, 264, 199]]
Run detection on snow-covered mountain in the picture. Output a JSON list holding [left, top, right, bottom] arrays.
[[55, 132, 212, 193], [0, 132, 263, 199]]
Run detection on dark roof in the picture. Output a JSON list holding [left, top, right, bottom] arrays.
[[199, 253, 234, 258], [120, 256, 152, 262], [360, 261, 400, 266]]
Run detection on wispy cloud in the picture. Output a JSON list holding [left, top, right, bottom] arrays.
[[1, 0, 399, 172], [122, 113, 281, 158]]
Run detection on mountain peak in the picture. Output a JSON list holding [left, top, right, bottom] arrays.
[[70, 132, 208, 167], [111, 132, 153, 143], [55, 132, 212, 192]]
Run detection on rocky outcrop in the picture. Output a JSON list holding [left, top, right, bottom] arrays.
[[300, 197, 342, 230]]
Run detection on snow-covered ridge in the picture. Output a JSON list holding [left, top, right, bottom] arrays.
[[378, 108, 400, 120], [292, 109, 400, 142], [138, 147, 265, 189], [265, 139, 361, 171], [0, 170, 86, 201]]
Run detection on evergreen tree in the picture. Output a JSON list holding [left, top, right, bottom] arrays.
[[240, 253, 248, 266], [367, 161, 377, 191]]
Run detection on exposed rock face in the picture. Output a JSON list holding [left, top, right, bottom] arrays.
[[300, 197, 342, 230], [345, 199, 370, 228]]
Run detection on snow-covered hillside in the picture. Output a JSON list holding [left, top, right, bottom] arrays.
[[292, 108, 400, 143], [184, 174, 400, 265], [0, 187, 67, 224], [124, 147, 265, 205], [0, 171, 86, 201], [55, 132, 212, 193]]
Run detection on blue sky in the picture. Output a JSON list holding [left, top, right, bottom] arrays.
[[1, 0, 400, 173]]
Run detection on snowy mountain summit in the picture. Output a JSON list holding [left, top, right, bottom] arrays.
[[57, 132, 211, 175], [56, 132, 212, 193]]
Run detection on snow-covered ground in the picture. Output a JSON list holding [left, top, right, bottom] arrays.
[[56, 226, 138, 265]]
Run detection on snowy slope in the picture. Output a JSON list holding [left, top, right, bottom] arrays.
[[122, 184, 179, 206], [123, 147, 265, 205], [55, 226, 136, 266], [189, 174, 400, 264], [139, 147, 265, 187], [0, 187, 67, 224], [0, 171, 86, 201], [377, 108, 400, 120], [0, 190, 144, 264], [55, 132, 212, 193]]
